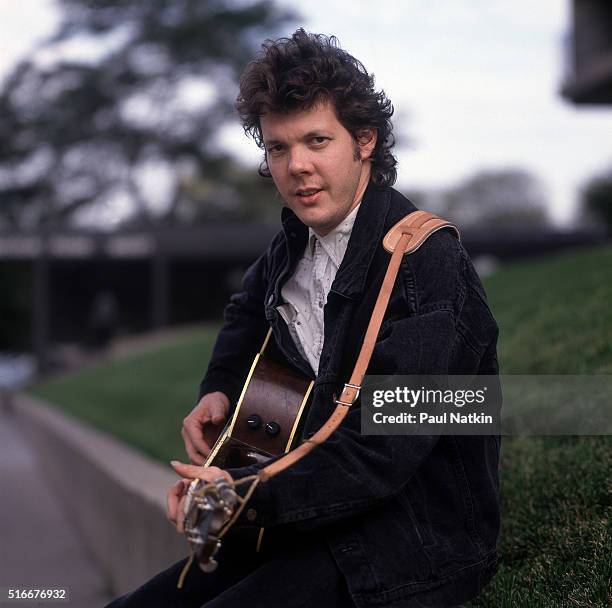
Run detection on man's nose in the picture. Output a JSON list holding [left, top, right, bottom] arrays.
[[287, 147, 313, 175]]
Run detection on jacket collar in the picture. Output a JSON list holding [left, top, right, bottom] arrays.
[[281, 183, 392, 299]]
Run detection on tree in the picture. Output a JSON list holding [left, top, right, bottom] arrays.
[[441, 169, 550, 230], [0, 0, 294, 230]]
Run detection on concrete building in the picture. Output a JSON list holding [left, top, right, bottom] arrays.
[[561, 0, 612, 104], [1, 223, 606, 373]]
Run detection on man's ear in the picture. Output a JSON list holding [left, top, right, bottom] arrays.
[[356, 128, 377, 160]]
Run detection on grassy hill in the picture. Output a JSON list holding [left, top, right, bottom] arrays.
[[29, 244, 612, 607], [486, 245, 612, 374], [29, 326, 221, 462], [471, 245, 612, 607]]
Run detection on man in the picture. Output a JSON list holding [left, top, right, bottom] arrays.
[[108, 29, 500, 608]]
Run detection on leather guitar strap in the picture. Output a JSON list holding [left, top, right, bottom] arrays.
[[258, 211, 459, 482]]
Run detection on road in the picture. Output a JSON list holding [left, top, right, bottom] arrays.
[[0, 401, 112, 607]]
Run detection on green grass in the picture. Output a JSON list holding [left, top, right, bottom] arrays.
[[29, 326, 220, 462], [29, 245, 612, 607], [472, 245, 612, 607], [485, 245, 612, 374], [472, 435, 611, 607]]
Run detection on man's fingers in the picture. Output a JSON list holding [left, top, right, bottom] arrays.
[[166, 479, 186, 524], [181, 427, 208, 464], [180, 393, 229, 462], [181, 424, 211, 462], [181, 418, 210, 464], [167, 464, 233, 536], [209, 401, 227, 425], [185, 442, 204, 466], [167, 478, 194, 536], [170, 461, 232, 484], [171, 461, 208, 479]]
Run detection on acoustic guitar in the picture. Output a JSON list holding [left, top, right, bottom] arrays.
[[202, 328, 314, 471], [181, 328, 313, 574]]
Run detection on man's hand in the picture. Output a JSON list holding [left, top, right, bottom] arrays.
[[166, 461, 233, 534], [181, 391, 230, 464]]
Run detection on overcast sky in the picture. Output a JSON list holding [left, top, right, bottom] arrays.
[[2, 0, 612, 226]]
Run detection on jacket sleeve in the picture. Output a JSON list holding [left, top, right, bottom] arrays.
[[197, 232, 283, 407], [226, 231, 486, 530]]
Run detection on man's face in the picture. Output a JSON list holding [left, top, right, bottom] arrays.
[[260, 100, 376, 236]]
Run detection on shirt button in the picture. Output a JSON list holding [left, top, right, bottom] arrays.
[[246, 508, 257, 522]]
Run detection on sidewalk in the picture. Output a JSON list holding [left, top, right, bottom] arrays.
[[0, 403, 112, 607]]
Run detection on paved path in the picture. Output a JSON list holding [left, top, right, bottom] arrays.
[[0, 403, 112, 607]]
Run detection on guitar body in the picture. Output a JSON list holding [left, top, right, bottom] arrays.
[[203, 348, 314, 470]]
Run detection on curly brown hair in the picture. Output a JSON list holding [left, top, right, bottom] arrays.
[[236, 29, 397, 187]]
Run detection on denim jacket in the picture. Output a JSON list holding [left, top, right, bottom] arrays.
[[199, 184, 500, 607]]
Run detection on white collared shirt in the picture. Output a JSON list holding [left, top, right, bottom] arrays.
[[277, 203, 361, 374]]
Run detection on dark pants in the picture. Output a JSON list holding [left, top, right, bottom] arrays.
[[105, 532, 354, 608]]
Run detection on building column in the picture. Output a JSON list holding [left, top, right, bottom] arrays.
[[32, 236, 49, 374], [150, 239, 169, 329]]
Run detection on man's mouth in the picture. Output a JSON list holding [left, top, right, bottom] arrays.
[[295, 188, 323, 202]]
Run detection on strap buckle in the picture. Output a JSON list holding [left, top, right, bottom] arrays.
[[334, 383, 361, 407]]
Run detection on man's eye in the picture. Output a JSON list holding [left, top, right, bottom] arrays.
[[267, 145, 284, 155], [311, 136, 328, 145]]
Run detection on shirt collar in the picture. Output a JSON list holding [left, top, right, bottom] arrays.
[[281, 183, 400, 299], [307, 202, 361, 267]]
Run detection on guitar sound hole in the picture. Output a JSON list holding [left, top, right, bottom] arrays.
[[224, 445, 272, 468]]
